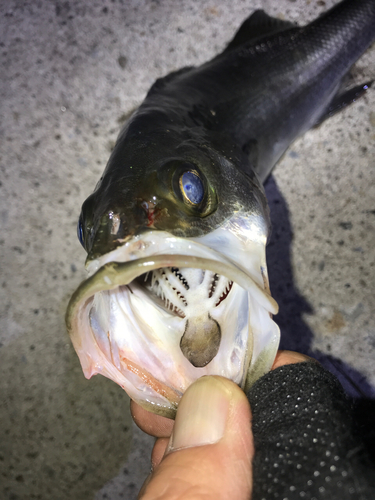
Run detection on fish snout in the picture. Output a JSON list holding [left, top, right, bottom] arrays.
[[86, 206, 150, 261]]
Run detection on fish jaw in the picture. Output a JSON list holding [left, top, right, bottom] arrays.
[[66, 213, 280, 418]]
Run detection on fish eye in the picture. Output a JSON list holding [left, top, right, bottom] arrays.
[[77, 218, 85, 248], [179, 170, 204, 205]]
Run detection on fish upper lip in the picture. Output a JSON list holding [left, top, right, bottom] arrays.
[[80, 230, 278, 315], [67, 252, 277, 326]]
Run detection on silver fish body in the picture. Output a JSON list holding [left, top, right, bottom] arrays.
[[67, 0, 375, 417]]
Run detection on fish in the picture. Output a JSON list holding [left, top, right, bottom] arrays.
[[66, 0, 375, 418]]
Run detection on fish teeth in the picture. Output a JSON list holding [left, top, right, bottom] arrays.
[[208, 273, 219, 298], [171, 267, 189, 290], [214, 280, 233, 307], [145, 268, 233, 315], [146, 268, 188, 313], [175, 289, 187, 306]]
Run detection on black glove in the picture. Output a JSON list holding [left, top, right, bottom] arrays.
[[247, 362, 375, 500]]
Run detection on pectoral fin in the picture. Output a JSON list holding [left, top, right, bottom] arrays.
[[315, 81, 373, 126]]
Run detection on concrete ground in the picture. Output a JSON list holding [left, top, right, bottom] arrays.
[[1, 0, 374, 498]]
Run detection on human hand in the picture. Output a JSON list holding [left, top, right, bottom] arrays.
[[133, 350, 313, 499]]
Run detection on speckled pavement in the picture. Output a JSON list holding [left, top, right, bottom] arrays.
[[1, 0, 374, 498]]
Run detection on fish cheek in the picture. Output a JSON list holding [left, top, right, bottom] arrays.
[[149, 201, 201, 235], [180, 314, 221, 368]]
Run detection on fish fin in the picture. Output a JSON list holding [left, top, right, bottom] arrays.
[[147, 66, 194, 96], [224, 10, 296, 53], [314, 80, 373, 127]]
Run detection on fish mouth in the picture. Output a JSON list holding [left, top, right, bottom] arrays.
[[136, 267, 234, 367], [67, 225, 280, 418], [136, 267, 234, 320]]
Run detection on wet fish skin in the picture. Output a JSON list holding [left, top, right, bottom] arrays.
[[80, 106, 269, 260], [68, 0, 375, 416], [79, 0, 375, 260]]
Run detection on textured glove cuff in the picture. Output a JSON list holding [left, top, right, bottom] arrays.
[[247, 362, 375, 499]]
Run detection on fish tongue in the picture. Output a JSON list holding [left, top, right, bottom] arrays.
[[180, 313, 221, 368], [178, 269, 223, 367]]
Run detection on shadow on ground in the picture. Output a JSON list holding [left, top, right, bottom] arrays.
[[265, 175, 375, 400], [0, 319, 133, 500]]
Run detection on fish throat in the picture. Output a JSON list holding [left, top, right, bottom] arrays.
[[138, 267, 234, 367]]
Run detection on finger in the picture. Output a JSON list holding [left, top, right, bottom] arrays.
[[272, 349, 317, 370], [132, 350, 316, 437], [130, 400, 174, 437], [139, 376, 253, 500], [151, 437, 170, 469]]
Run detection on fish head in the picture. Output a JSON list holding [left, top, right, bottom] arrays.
[[67, 117, 280, 418], [79, 120, 267, 250]]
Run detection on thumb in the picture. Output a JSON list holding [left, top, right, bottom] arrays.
[[139, 376, 253, 500]]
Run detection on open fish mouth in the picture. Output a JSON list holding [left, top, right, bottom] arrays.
[[137, 267, 234, 367], [67, 222, 280, 418]]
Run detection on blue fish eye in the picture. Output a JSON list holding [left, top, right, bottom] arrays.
[[77, 218, 85, 248], [179, 171, 204, 205]]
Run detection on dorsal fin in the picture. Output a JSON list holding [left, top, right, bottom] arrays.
[[224, 10, 296, 53], [146, 66, 194, 97]]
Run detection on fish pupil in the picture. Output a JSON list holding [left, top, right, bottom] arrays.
[[180, 171, 204, 205], [77, 218, 85, 248]]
